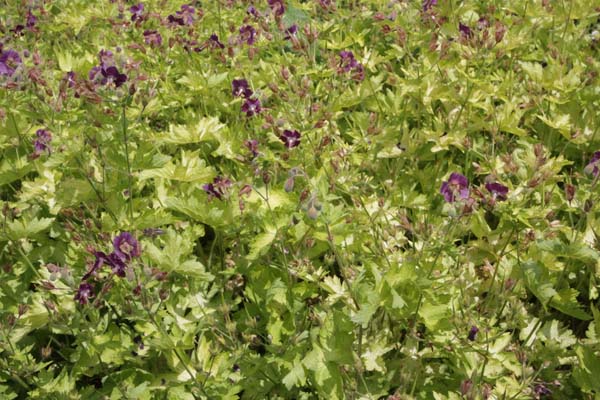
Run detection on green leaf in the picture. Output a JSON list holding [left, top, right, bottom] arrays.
[[247, 227, 277, 261], [5, 217, 54, 241], [282, 355, 306, 390]]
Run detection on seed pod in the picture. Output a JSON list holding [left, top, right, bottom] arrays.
[[307, 205, 319, 219], [284, 176, 295, 192]]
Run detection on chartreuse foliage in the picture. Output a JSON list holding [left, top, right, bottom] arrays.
[[1, 0, 600, 399]]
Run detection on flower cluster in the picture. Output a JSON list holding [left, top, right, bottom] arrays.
[[440, 173, 509, 209], [75, 232, 141, 305], [232, 78, 262, 117]]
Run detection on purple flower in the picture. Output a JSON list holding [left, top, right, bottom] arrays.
[[107, 252, 127, 277], [208, 34, 225, 49], [467, 325, 479, 341], [339, 50, 358, 72], [129, 3, 144, 22], [168, 4, 195, 26], [66, 71, 76, 88], [203, 176, 232, 200], [284, 24, 298, 40], [0, 49, 22, 77], [88, 66, 103, 81], [584, 151, 600, 177], [32, 129, 52, 158], [100, 66, 127, 87], [82, 251, 109, 280], [534, 384, 552, 397], [98, 49, 114, 68], [202, 183, 221, 200], [232, 78, 252, 98], [268, 0, 285, 16], [280, 129, 301, 148], [239, 25, 257, 45], [74, 283, 94, 305], [338, 51, 364, 80], [459, 23, 473, 38], [477, 17, 490, 30], [113, 232, 141, 261], [26, 11, 37, 28], [241, 97, 261, 117], [245, 139, 259, 158], [485, 182, 509, 201], [144, 30, 163, 47], [422, 0, 437, 12], [440, 172, 470, 202], [247, 5, 260, 18]]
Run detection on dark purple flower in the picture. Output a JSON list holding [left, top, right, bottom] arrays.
[[422, 0, 437, 12], [241, 97, 261, 117], [245, 139, 259, 158], [459, 23, 473, 38], [203, 176, 232, 200], [239, 25, 257, 45], [113, 232, 141, 261], [74, 283, 94, 305], [0, 49, 22, 77], [208, 33, 225, 49], [268, 0, 285, 16], [107, 252, 127, 277], [467, 325, 479, 341], [584, 151, 600, 177], [202, 183, 221, 200], [168, 4, 195, 26], [232, 78, 252, 98], [284, 24, 298, 40], [101, 66, 128, 87], [144, 30, 163, 47], [485, 182, 509, 201], [129, 3, 144, 22], [32, 129, 52, 158], [440, 172, 469, 202], [280, 129, 301, 148], [167, 14, 185, 26], [11, 25, 25, 36]]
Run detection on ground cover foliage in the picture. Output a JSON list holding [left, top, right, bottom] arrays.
[[1, 0, 600, 398]]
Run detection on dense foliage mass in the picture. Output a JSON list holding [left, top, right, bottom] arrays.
[[1, 0, 600, 398]]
